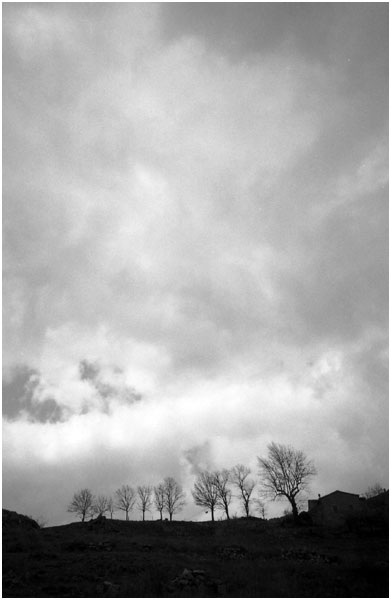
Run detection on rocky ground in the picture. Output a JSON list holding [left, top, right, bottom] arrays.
[[2, 509, 389, 597]]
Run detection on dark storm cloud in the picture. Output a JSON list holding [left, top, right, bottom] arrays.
[[277, 190, 388, 345], [78, 359, 142, 405], [162, 4, 388, 76], [183, 442, 213, 476], [162, 3, 388, 164], [3, 359, 142, 424], [79, 360, 100, 382], [3, 365, 63, 423]]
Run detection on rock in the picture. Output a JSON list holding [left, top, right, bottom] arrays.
[[88, 541, 114, 552], [280, 548, 338, 563], [165, 568, 228, 597], [96, 580, 120, 597], [218, 544, 248, 559], [88, 514, 107, 530]]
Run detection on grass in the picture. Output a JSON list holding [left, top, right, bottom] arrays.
[[2, 514, 389, 597]]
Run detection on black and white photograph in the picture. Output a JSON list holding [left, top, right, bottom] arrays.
[[2, 2, 388, 597]]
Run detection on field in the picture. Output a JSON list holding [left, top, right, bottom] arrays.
[[2, 510, 388, 598]]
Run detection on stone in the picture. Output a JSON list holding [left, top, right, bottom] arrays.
[[182, 568, 192, 577]]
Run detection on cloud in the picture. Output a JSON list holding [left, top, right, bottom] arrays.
[[3, 4, 388, 524], [3, 35, 337, 381], [3, 349, 387, 523], [183, 442, 213, 476], [3, 365, 63, 423], [3, 355, 142, 423]]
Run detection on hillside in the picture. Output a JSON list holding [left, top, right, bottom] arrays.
[[2, 509, 388, 597]]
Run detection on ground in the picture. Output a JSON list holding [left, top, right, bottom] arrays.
[[2, 510, 389, 597]]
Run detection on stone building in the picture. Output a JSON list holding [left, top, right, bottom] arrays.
[[308, 490, 365, 526]]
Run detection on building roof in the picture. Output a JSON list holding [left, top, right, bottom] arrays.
[[308, 490, 360, 503]]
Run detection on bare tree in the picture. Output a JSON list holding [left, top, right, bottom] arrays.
[[364, 483, 384, 499], [107, 497, 115, 519], [93, 494, 110, 517], [258, 442, 316, 521], [253, 497, 267, 519], [137, 485, 153, 521], [67, 488, 95, 522], [192, 471, 219, 521], [115, 485, 136, 521], [154, 483, 166, 520], [213, 469, 232, 520], [231, 464, 256, 517], [164, 477, 186, 521]]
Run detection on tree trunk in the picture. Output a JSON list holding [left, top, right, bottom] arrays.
[[225, 506, 230, 519], [142, 510, 145, 522], [126, 510, 129, 521], [159, 510, 163, 520], [169, 513, 173, 522], [211, 507, 214, 522], [290, 497, 299, 522]]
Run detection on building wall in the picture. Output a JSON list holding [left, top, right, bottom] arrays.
[[308, 491, 363, 526]]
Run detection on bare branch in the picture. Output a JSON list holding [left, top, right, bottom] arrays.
[[137, 485, 153, 521], [258, 442, 316, 520], [154, 483, 166, 520], [213, 469, 233, 520], [115, 485, 136, 521], [93, 494, 110, 517], [163, 477, 186, 521], [67, 489, 95, 522], [192, 471, 219, 521], [230, 464, 256, 517], [364, 483, 385, 499]]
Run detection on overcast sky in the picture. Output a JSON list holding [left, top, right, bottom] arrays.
[[3, 2, 388, 525]]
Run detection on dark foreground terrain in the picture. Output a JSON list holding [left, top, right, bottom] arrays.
[[2, 509, 388, 597]]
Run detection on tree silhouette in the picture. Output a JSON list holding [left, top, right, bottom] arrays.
[[164, 477, 186, 521], [67, 488, 95, 522], [137, 485, 153, 521], [231, 464, 256, 517], [258, 442, 316, 521], [154, 483, 166, 520], [213, 469, 232, 519], [364, 483, 384, 499], [192, 471, 219, 521], [254, 496, 267, 519], [107, 496, 115, 519], [115, 485, 136, 521], [93, 494, 110, 517]]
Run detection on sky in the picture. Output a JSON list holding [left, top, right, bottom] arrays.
[[3, 2, 388, 525]]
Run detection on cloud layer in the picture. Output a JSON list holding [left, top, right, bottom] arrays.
[[3, 3, 388, 524]]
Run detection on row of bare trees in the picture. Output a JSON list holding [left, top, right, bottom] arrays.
[[68, 443, 317, 523], [192, 464, 259, 521], [67, 477, 186, 522], [192, 443, 316, 522]]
